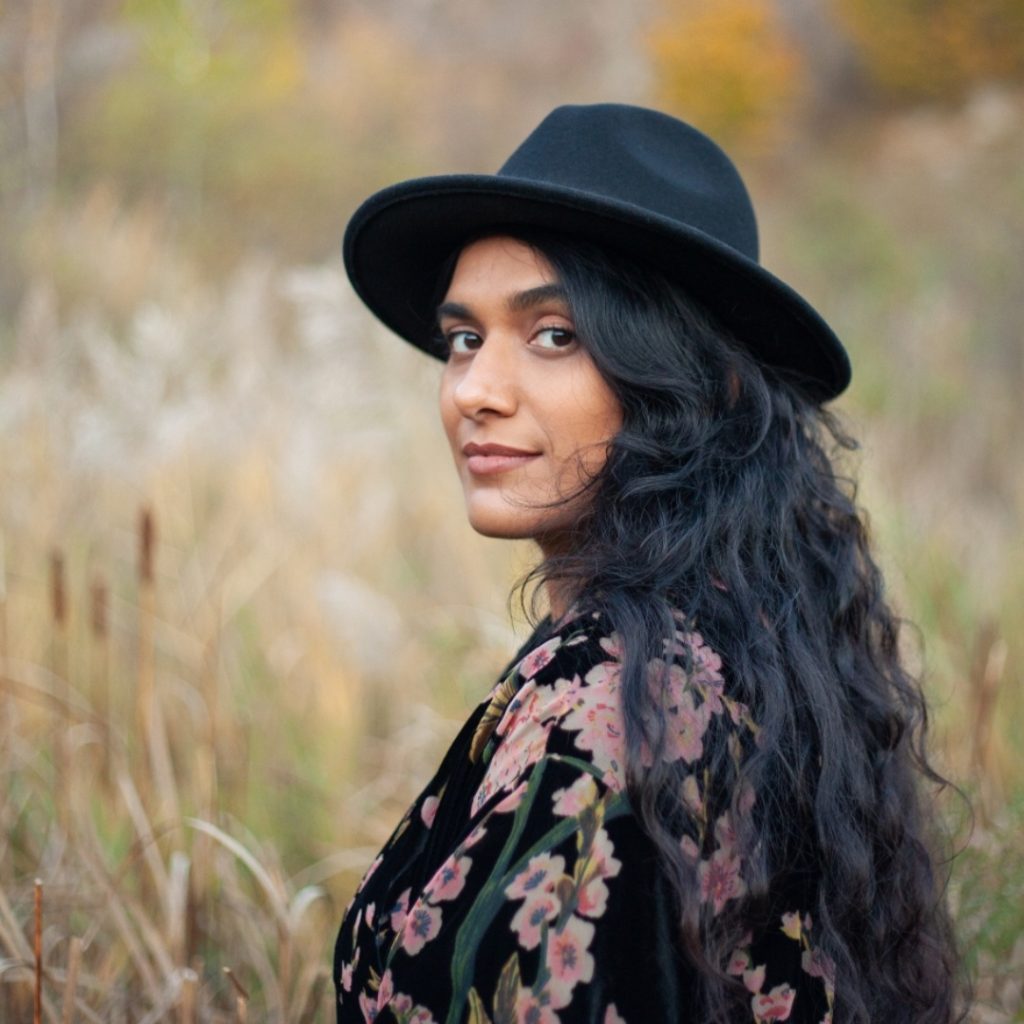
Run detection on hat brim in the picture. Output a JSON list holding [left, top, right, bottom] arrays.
[[343, 174, 851, 401]]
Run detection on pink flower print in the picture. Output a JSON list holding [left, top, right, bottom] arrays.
[[562, 693, 626, 783], [365, 903, 375, 928], [780, 911, 802, 941], [515, 988, 559, 1024], [603, 1006, 627, 1024], [421, 795, 439, 828], [399, 902, 442, 955], [544, 915, 596, 1009], [495, 781, 528, 814], [576, 875, 610, 918], [583, 660, 622, 697], [681, 773, 703, 815], [462, 823, 488, 849], [743, 963, 766, 994], [390, 888, 411, 934], [510, 891, 561, 949], [662, 673, 710, 764], [801, 948, 836, 996], [552, 774, 598, 817], [680, 834, 700, 863], [751, 983, 796, 1021], [359, 990, 379, 1022], [507, 853, 566, 900], [407, 1008, 436, 1024], [599, 632, 624, 659], [726, 946, 750, 976], [698, 848, 746, 914], [713, 811, 739, 855], [520, 637, 562, 680], [340, 960, 354, 992], [473, 712, 554, 815], [424, 855, 472, 903], [576, 826, 622, 918], [543, 673, 584, 721], [377, 970, 394, 1010]]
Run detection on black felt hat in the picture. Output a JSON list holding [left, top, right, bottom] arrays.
[[343, 103, 851, 401]]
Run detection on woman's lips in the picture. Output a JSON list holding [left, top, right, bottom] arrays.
[[463, 443, 541, 476]]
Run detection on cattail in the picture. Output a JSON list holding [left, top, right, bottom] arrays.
[[50, 549, 70, 834], [139, 506, 155, 587], [90, 574, 111, 788], [136, 504, 179, 829], [50, 550, 66, 629], [137, 507, 155, 756]]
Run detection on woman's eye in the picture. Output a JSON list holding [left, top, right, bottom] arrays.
[[532, 326, 576, 350], [446, 329, 482, 355]]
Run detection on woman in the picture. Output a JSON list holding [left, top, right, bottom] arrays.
[[335, 104, 960, 1023]]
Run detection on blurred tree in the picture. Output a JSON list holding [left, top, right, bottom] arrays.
[[646, 0, 806, 152], [834, 0, 1024, 103]]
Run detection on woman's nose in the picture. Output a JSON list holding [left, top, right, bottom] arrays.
[[451, 335, 518, 419]]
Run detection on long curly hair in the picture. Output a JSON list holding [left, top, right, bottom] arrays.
[[435, 229, 963, 1022]]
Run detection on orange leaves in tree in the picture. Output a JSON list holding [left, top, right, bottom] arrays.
[[646, 0, 806, 153], [834, 0, 1024, 103]]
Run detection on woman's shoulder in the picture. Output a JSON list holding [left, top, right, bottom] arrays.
[[473, 604, 757, 805]]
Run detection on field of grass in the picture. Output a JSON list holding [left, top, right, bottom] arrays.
[[1, 69, 1022, 1024]]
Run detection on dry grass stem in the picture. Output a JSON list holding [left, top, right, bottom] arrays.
[[60, 936, 82, 1024]]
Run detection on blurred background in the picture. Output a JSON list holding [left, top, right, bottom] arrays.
[[1, 0, 1022, 1020]]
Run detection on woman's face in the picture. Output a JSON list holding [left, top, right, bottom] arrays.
[[438, 236, 622, 554]]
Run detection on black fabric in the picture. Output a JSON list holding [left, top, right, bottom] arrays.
[[333, 610, 834, 1023]]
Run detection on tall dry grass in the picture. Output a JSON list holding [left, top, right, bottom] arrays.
[[0, 91, 1022, 1020]]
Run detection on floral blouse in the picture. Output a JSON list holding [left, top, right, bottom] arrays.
[[333, 609, 834, 1023]]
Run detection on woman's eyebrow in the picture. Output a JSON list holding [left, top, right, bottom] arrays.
[[436, 300, 473, 322], [506, 283, 567, 313], [436, 284, 568, 323]]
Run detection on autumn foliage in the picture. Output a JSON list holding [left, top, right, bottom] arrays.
[[646, 0, 805, 151], [835, 0, 1024, 103]]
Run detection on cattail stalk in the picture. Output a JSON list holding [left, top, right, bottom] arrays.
[[137, 506, 179, 829], [34, 879, 43, 1024], [50, 550, 70, 835], [89, 575, 111, 790]]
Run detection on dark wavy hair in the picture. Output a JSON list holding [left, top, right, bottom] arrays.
[[435, 230, 964, 1022]]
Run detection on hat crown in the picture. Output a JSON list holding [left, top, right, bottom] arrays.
[[498, 104, 760, 263]]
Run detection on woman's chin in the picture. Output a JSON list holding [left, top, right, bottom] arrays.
[[461, 499, 545, 542]]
